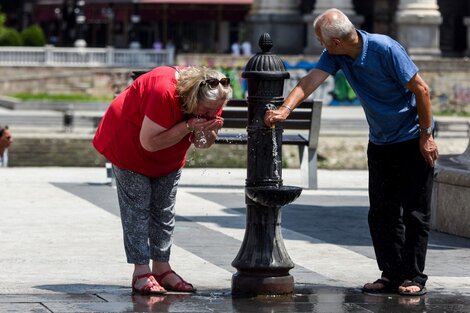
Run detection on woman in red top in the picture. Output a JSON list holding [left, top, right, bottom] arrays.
[[93, 66, 232, 294]]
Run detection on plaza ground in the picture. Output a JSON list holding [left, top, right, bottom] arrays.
[[0, 167, 469, 312]]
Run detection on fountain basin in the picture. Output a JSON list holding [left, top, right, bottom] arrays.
[[245, 185, 302, 207]]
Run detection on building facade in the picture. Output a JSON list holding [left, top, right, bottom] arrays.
[[1, 0, 469, 57]]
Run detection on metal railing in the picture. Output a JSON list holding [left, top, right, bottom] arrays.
[[0, 46, 175, 67]]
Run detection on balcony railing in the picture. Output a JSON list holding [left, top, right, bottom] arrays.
[[0, 46, 175, 67]]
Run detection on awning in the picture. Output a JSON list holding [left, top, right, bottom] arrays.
[[37, 0, 251, 4], [139, 0, 252, 3]]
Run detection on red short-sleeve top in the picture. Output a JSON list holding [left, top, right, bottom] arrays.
[[93, 66, 191, 177]]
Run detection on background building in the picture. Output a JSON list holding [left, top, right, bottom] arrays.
[[0, 0, 469, 56], [22, 0, 252, 52]]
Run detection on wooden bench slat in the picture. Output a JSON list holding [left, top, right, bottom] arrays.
[[224, 99, 247, 107], [224, 99, 316, 109], [216, 133, 308, 145], [221, 119, 247, 129], [221, 109, 312, 119], [280, 120, 312, 129], [221, 110, 247, 119], [283, 134, 309, 144], [223, 121, 313, 129]]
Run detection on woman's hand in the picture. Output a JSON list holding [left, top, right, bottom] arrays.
[[187, 116, 223, 132], [189, 116, 224, 148]]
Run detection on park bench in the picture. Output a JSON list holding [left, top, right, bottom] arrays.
[[216, 99, 322, 189], [101, 99, 322, 189]]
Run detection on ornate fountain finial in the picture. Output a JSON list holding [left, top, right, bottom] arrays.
[[258, 33, 273, 53], [243, 33, 289, 78]]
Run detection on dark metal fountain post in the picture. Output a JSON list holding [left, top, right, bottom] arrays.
[[231, 33, 302, 296]]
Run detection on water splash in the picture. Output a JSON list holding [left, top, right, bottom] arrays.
[[272, 126, 280, 179], [196, 132, 208, 145], [266, 103, 281, 180]]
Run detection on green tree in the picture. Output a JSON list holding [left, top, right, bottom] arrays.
[[21, 25, 46, 46], [0, 12, 22, 46], [0, 28, 22, 46]]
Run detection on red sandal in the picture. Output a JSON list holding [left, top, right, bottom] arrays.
[[154, 270, 196, 293], [132, 273, 167, 295]]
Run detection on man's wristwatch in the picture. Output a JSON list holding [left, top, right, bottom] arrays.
[[420, 126, 432, 135]]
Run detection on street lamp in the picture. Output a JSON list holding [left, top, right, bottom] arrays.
[[129, 0, 141, 49], [74, 0, 87, 47], [102, 4, 114, 46]]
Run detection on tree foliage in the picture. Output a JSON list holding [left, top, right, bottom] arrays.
[[0, 12, 22, 46], [21, 25, 46, 46], [0, 11, 46, 46]]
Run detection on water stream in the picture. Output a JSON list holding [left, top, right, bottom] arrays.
[[271, 125, 280, 180], [267, 103, 281, 181]]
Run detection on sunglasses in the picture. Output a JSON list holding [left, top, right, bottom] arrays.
[[200, 78, 230, 89]]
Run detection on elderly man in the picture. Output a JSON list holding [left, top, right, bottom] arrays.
[[265, 8, 438, 296]]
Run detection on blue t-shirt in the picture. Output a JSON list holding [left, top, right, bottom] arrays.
[[316, 30, 422, 144]]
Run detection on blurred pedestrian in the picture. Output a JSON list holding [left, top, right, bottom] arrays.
[[153, 40, 163, 50], [0, 125, 13, 167], [231, 41, 240, 56], [241, 40, 252, 56], [93, 66, 232, 294]]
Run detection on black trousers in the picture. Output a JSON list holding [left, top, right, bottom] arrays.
[[367, 137, 433, 287]]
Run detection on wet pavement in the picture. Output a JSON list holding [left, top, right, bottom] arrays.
[[2, 291, 469, 313], [0, 167, 469, 312], [1, 288, 469, 312]]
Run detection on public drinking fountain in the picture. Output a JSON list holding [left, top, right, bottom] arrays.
[[231, 33, 303, 296]]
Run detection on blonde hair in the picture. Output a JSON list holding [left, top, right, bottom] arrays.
[[176, 66, 233, 114]]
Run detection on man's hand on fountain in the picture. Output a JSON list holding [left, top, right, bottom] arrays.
[[264, 106, 290, 127]]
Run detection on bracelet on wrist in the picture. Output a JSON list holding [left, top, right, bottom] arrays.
[[281, 105, 293, 113], [186, 121, 193, 133]]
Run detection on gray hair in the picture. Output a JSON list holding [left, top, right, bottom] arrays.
[[176, 66, 233, 114], [313, 8, 356, 44]]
